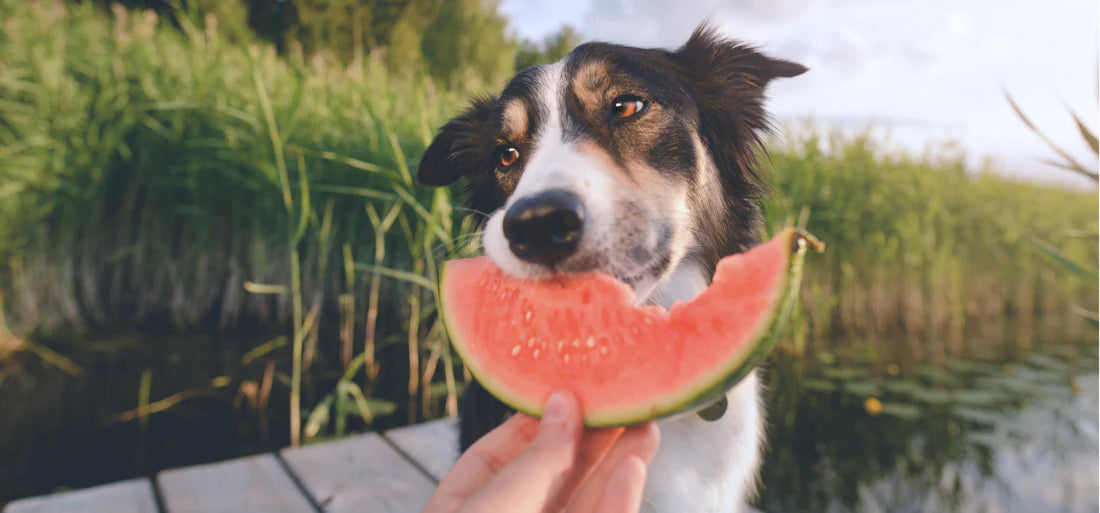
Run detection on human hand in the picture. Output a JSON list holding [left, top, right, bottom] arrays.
[[421, 390, 661, 513]]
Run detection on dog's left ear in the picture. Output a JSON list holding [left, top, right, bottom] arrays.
[[417, 96, 497, 187], [674, 25, 807, 90], [671, 25, 806, 189]]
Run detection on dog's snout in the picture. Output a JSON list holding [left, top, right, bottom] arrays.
[[502, 189, 585, 265]]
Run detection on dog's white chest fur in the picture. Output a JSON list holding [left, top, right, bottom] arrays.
[[642, 262, 764, 513]]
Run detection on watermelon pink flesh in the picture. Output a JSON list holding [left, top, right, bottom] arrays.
[[441, 228, 810, 426]]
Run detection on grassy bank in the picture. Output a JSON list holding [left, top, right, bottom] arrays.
[[1, 1, 1096, 442], [765, 132, 1097, 352]]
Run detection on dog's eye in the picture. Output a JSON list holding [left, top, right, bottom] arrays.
[[497, 146, 520, 168], [611, 95, 646, 119]]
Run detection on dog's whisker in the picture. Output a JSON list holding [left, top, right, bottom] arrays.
[[429, 231, 485, 259], [450, 206, 492, 218]]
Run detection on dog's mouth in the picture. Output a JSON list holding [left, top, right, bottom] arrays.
[[482, 219, 677, 304], [544, 249, 670, 286], [479, 185, 684, 304]]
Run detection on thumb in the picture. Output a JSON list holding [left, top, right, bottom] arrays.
[[459, 391, 582, 512], [524, 391, 582, 464]]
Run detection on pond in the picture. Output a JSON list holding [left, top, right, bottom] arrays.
[[1, 331, 1096, 512], [758, 336, 1098, 513]]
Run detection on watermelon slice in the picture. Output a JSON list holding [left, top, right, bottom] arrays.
[[440, 228, 822, 426]]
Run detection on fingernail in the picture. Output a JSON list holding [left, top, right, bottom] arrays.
[[543, 391, 568, 423]]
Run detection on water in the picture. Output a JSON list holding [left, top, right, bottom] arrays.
[[0, 332, 293, 504], [1, 333, 1096, 511], [757, 338, 1098, 513]]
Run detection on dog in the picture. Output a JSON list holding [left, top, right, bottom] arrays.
[[416, 25, 806, 513]]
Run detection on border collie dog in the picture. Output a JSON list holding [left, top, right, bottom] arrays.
[[417, 26, 806, 513]]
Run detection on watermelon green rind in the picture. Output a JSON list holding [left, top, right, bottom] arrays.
[[679, 229, 823, 416], [581, 228, 820, 426], [440, 258, 572, 421], [440, 258, 537, 418], [440, 228, 822, 427]]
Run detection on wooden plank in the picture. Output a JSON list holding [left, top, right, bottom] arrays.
[[3, 478, 157, 513], [157, 453, 314, 513], [382, 417, 459, 482], [280, 432, 434, 513]]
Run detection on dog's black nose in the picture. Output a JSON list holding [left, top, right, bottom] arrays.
[[502, 189, 585, 266]]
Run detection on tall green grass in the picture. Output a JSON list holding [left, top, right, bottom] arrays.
[[1, 0, 482, 441], [764, 131, 1098, 352], [0, 0, 476, 328], [1, 1, 1095, 440]]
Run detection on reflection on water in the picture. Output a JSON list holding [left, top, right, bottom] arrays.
[[757, 338, 1098, 513], [0, 333, 292, 505]]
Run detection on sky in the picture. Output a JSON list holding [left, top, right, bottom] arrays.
[[499, 0, 1099, 187]]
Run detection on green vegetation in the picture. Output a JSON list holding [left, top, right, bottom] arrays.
[[515, 25, 582, 70], [0, 1, 1095, 449], [1, 0, 479, 442], [91, 0, 567, 81], [764, 131, 1097, 352], [1004, 88, 1099, 325]]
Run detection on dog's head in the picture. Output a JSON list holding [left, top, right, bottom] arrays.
[[418, 26, 805, 301]]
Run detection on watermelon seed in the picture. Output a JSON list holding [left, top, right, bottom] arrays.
[[524, 310, 533, 322], [564, 354, 571, 363], [557, 340, 564, 351], [571, 338, 581, 348], [599, 345, 609, 355], [533, 348, 540, 358], [510, 345, 522, 356], [585, 335, 596, 348], [526, 337, 536, 347]]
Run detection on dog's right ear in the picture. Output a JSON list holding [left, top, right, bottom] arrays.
[[417, 97, 498, 187]]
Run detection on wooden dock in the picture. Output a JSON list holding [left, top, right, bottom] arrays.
[[5, 418, 765, 513], [3, 418, 460, 513]]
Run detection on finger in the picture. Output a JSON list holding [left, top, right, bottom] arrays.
[[423, 413, 539, 512], [593, 455, 649, 513], [555, 425, 626, 505], [566, 421, 660, 513], [458, 391, 584, 512], [456, 409, 624, 510]]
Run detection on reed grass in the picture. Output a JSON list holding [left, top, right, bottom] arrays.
[[1, 0, 480, 441], [1, 1, 1095, 438], [764, 131, 1098, 353]]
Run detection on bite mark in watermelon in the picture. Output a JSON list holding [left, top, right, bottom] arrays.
[[440, 228, 822, 426]]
